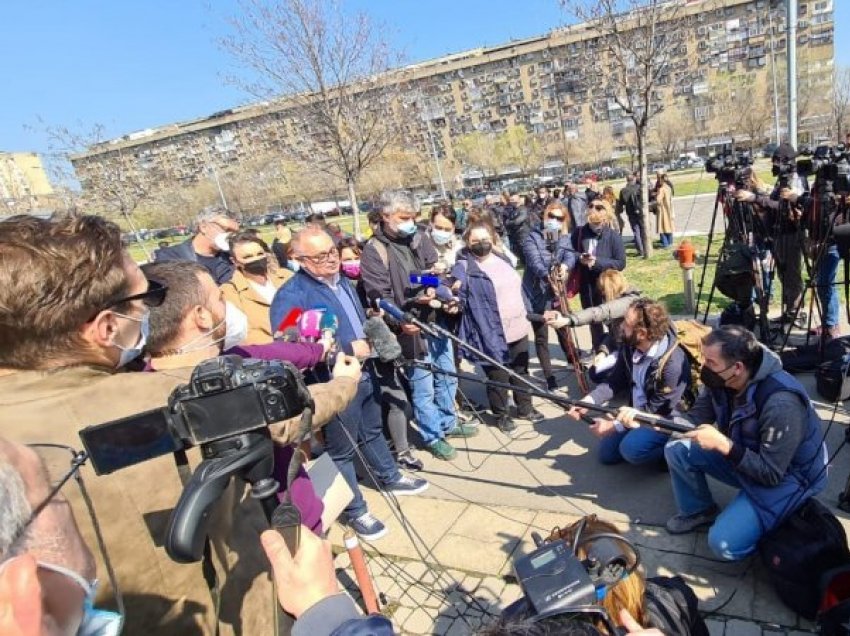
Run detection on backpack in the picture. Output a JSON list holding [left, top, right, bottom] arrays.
[[758, 497, 850, 620], [714, 242, 755, 304], [655, 320, 712, 411], [644, 576, 709, 636]]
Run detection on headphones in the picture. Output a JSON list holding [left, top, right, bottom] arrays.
[[568, 516, 642, 593]]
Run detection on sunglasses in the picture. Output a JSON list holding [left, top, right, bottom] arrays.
[[589, 204, 607, 211], [548, 214, 565, 221], [110, 279, 168, 309]]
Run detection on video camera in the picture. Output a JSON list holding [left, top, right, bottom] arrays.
[[797, 145, 850, 195], [79, 355, 312, 562], [705, 152, 754, 186], [499, 520, 640, 633]]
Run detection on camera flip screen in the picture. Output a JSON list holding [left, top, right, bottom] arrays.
[[80, 408, 181, 475]]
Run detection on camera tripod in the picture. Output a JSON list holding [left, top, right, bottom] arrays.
[[694, 181, 775, 345], [776, 185, 850, 355]]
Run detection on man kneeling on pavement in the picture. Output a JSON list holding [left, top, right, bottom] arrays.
[[616, 324, 827, 560]]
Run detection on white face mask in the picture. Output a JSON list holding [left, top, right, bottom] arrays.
[[110, 310, 149, 368], [223, 301, 249, 349], [36, 561, 123, 636], [213, 232, 231, 253], [178, 302, 249, 353]]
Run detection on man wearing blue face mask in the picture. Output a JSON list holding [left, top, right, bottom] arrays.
[[361, 193, 476, 461]]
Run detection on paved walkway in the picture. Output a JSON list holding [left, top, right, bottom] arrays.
[[324, 320, 849, 635]]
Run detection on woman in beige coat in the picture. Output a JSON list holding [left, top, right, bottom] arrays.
[[221, 230, 292, 344], [655, 169, 675, 248]]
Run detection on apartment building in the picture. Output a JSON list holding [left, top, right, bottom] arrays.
[[0, 152, 55, 214], [72, 0, 835, 199]]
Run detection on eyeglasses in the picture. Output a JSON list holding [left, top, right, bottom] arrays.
[[548, 215, 565, 221], [110, 279, 168, 309], [299, 248, 339, 265], [589, 204, 607, 211]]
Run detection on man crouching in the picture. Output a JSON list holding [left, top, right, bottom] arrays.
[[619, 325, 827, 560]]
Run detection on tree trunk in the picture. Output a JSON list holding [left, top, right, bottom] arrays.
[[347, 177, 362, 240], [637, 128, 653, 259]]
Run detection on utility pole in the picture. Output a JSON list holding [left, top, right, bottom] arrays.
[[208, 164, 229, 210], [767, 7, 782, 145], [786, 0, 798, 148], [420, 98, 448, 199]]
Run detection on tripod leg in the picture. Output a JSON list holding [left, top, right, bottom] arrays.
[[695, 191, 724, 319]]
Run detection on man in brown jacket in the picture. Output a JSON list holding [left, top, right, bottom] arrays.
[[0, 215, 359, 635]]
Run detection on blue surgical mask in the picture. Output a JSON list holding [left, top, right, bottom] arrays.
[[289, 260, 301, 273], [396, 220, 417, 237], [37, 561, 123, 636], [111, 310, 149, 368], [431, 229, 453, 245], [544, 219, 563, 232]]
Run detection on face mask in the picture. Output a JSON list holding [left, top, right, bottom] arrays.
[[341, 260, 361, 279], [431, 229, 453, 245], [700, 363, 735, 390], [36, 561, 123, 636], [396, 220, 417, 237], [111, 310, 149, 368], [223, 301, 249, 349], [544, 219, 563, 231], [469, 240, 492, 257], [241, 256, 269, 276], [213, 232, 231, 253], [588, 223, 604, 234], [289, 260, 301, 273]]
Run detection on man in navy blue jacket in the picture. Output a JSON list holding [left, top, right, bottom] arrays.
[[270, 225, 428, 541]]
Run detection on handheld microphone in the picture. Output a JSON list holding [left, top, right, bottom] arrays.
[[319, 311, 339, 339], [276, 308, 303, 342], [526, 313, 548, 323], [298, 309, 324, 341], [409, 274, 455, 303], [369, 295, 440, 338], [363, 316, 403, 364]]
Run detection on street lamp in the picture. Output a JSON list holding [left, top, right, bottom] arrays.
[[418, 97, 448, 200]]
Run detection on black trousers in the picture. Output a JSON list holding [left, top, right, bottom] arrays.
[[532, 318, 572, 380], [484, 336, 533, 415]]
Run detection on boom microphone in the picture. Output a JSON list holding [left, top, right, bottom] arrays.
[[368, 295, 440, 338], [363, 316, 403, 364]]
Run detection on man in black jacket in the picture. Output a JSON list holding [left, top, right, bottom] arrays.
[[154, 206, 239, 284], [360, 193, 477, 461], [618, 174, 645, 257], [567, 299, 691, 466]]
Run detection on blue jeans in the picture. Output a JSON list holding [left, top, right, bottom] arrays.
[[629, 216, 645, 256], [665, 439, 764, 560], [598, 428, 668, 465], [405, 336, 458, 445], [323, 367, 401, 519], [817, 244, 840, 328], [659, 233, 673, 248]]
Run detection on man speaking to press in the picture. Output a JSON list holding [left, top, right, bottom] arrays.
[[0, 214, 359, 635]]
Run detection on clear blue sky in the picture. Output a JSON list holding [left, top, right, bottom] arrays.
[[2, 1, 847, 155]]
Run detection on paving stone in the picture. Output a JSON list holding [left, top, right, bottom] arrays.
[[705, 618, 726, 636], [724, 619, 763, 636], [391, 605, 414, 628], [404, 608, 435, 634], [444, 618, 471, 636]]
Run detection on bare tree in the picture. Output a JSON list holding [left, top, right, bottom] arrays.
[[495, 125, 544, 178], [833, 65, 850, 142], [222, 0, 404, 238], [650, 106, 688, 162], [560, 0, 692, 258], [579, 118, 615, 169], [453, 132, 501, 180]]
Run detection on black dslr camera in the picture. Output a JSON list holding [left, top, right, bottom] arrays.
[[706, 152, 753, 186], [80, 356, 308, 475], [80, 356, 312, 562]]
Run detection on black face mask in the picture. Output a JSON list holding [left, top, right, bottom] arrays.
[[700, 363, 734, 390], [241, 257, 269, 276], [469, 241, 492, 257]]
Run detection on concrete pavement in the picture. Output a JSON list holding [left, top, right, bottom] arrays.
[[325, 322, 850, 634]]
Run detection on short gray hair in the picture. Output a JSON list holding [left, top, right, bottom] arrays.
[[195, 205, 231, 225], [0, 461, 31, 560], [291, 223, 334, 255], [379, 191, 419, 216]]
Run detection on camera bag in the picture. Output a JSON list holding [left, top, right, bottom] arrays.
[[758, 497, 850, 619]]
